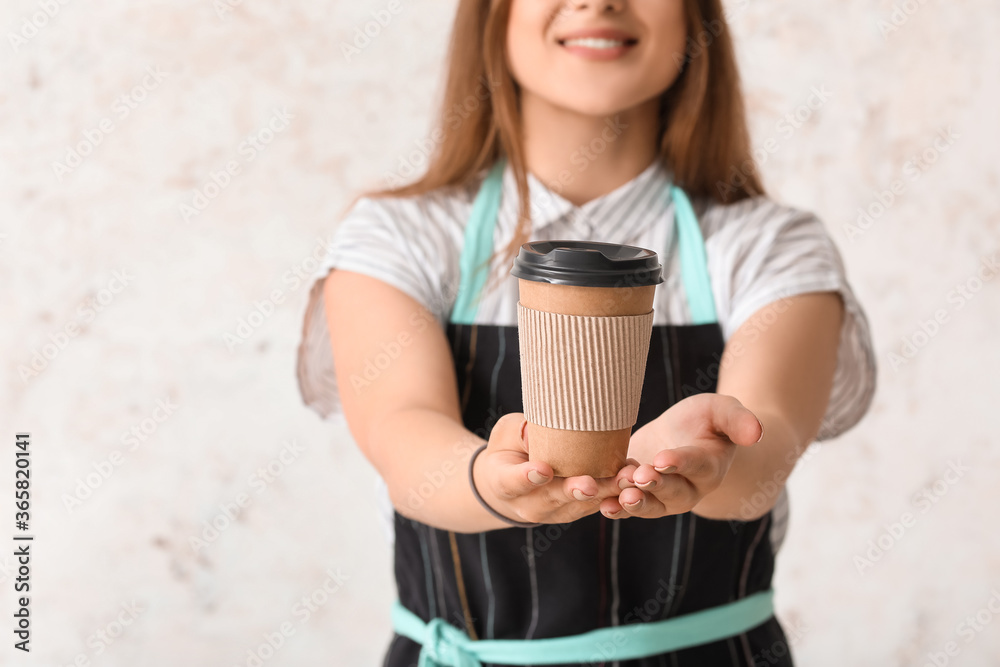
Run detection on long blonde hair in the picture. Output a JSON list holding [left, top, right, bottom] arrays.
[[365, 0, 763, 280]]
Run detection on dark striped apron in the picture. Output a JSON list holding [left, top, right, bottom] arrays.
[[383, 161, 791, 667]]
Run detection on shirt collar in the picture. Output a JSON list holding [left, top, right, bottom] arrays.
[[497, 158, 674, 233]]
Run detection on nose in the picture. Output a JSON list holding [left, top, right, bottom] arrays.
[[564, 0, 626, 13]]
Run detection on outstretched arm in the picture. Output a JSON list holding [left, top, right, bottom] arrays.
[[325, 269, 621, 533]]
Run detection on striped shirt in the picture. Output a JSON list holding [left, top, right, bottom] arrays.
[[295, 158, 877, 550]]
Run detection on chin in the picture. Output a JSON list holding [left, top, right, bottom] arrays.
[[567, 103, 635, 118], [548, 91, 656, 120]]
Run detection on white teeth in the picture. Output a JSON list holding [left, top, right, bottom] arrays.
[[562, 37, 627, 49]]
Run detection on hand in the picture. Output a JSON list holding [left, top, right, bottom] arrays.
[[600, 394, 763, 520], [474, 413, 622, 525]]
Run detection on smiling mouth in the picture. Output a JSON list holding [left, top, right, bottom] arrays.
[[558, 37, 638, 49]]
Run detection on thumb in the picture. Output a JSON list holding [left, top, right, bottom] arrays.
[[713, 396, 764, 447], [486, 413, 553, 482], [489, 412, 530, 455]]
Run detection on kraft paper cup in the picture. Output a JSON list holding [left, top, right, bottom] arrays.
[[511, 241, 663, 478]]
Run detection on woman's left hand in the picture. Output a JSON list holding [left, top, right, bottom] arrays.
[[600, 393, 763, 520]]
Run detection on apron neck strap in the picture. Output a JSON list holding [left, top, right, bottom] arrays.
[[670, 185, 718, 325], [449, 158, 718, 325], [450, 160, 505, 325]]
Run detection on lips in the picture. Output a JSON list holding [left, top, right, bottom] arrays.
[[562, 36, 632, 49], [556, 28, 638, 60]]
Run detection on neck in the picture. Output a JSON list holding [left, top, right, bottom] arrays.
[[520, 93, 661, 207]]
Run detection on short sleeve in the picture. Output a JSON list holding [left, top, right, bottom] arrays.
[[706, 198, 877, 440], [295, 195, 460, 422]]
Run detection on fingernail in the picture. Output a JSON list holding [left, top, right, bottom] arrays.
[[756, 417, 765, 443], [605, 509, 623, 518], [624, 498, 642, 508], [528, 469, 548, 485], [654, 465, 677, 474], [618, 478, 633, 490], [572, 489, 594, 501], [636, 480, 656, 490]]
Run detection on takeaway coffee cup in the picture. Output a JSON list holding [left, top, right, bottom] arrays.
[[511, 240, 663, 478]]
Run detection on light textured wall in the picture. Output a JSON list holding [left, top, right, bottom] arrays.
[[2, 0, 997, 665]]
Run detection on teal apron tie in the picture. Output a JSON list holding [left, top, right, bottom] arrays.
[[393, 590, 775, 666]]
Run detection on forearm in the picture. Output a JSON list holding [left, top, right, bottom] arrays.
[[324, 272, 512, 533], [695, 292, 843, 520], [367, 406, 511, 533], [691, 407, 809, 520]]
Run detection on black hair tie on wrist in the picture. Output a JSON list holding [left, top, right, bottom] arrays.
[[468, 442, 541, 529]]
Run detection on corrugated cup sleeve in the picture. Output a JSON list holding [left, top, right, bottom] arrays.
[[516, 302, 654, 432]]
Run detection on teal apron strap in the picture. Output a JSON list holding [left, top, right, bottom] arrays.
[[392, 590, 774, 666], [671, 186, 718, 325], [450, 159, 506, 324], [450, 164, 716, 327]]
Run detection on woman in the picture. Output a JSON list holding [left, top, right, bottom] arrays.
[[296, 1, 876, 664]]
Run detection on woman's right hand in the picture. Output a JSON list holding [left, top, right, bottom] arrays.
[[472, 413, 623, 525]]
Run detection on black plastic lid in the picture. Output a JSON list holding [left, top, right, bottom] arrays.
[[510, 240, 663, 288]]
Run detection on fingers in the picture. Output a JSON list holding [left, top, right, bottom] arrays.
[[600, 495, 625, 518], [617, 486, 661, 516], [710, 395, 763, 447], [617, 473, 697, 518], [491, 459, 555, 500], [557, 474, 622, 503], [606, 450, 710, 519], [650, 446, 721, 484], [614, 459, 640, 491], [491, 467, 618, 523], [488, 415, 556, 501], [487, 416, 620, 510], [598, 395, 761, 521], [485, 414, 655, 525]]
